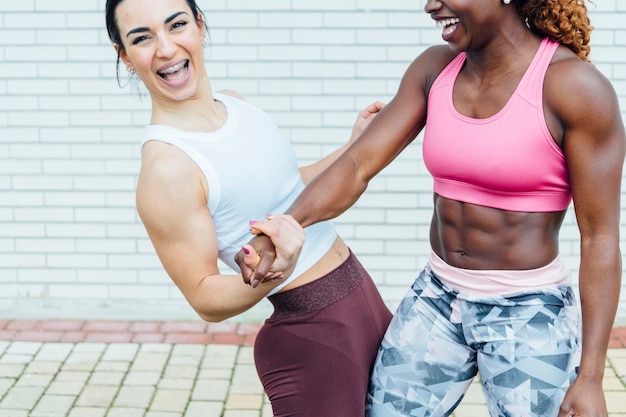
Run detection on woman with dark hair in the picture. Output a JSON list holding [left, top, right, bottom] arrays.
[[239, 0, 626, 416], [104, 1, 392, 416]]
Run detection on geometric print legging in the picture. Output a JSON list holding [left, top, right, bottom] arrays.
[[366, 267, 580, 417]]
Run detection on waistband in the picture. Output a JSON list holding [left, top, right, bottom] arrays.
[[267, 250, 365, 319], [427, 251, 570, 297]]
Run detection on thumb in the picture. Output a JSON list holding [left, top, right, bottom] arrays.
[[242, 244, 261, 269]]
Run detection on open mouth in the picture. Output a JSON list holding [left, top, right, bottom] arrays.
[[437, 18, 460, 36], [157, 60, 189, 81]]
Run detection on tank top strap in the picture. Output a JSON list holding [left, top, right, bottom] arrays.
[[519, 37, 560, 105]]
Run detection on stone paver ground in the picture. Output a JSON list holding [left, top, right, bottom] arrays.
[[1, 320, 625, 417]]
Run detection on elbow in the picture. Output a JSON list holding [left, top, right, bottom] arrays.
[[195, 308, 236, 323]]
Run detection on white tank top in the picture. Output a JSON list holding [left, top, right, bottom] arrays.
[[141, 93, 337, 295]]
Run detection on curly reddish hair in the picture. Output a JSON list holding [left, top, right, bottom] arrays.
[[515, 0, 594, 61]]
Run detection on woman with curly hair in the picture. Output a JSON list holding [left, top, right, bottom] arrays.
[[238, 0, 625, 415]]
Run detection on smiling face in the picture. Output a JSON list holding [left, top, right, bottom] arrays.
[[113, 0, 207, 103], [424, 0, 507, 53]]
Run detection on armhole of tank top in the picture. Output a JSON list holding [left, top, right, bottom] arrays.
[[427, 53, 466, 103], [530, 38, 563, 156], [142, 137, 222, 214], [528, 38, 559, 101]]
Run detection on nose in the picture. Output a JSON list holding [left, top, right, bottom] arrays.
[[424, 0, 442, 13], [155, 34, 176, 58]]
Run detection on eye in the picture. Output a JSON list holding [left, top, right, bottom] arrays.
[[171, 20, 188, 30], [131, 35, 150, 45]]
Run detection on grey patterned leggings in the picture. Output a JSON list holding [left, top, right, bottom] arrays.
[[366, 267, 580, 417]]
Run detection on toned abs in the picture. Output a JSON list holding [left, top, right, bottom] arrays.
[[430, 194, 566, 270]]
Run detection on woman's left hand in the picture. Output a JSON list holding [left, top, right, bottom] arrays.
[[558, 376, 608, 417]]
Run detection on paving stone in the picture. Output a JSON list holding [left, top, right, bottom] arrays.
[[113, 385, 155, 408], [122, 371, 161, 386], [6, 342, 41, 356], [106, 407, 145, 417], [0, 365, 23, 379], [66, 407, 106, 417], [45, 381, 85, 396], [606, 391, 626, 414], [191, 378, 229, 401], [87, 371, 125, 386], [0, 379, 15, 400], [25, 361, 63, 375], [14, 373, 54, 388], [29, 394, 75, 417], [33, 344, 73, 362], [53, 371, 90, 383], [0, 354, 34, 366], [184, 400, 223, 417], [225, 394, 263, 410], [157, 377, 194, 391], [131, 353, 168, 372], [144, 412, 180, 417], [101, 343, 139, 362], [0, 386, 45, 410], [1, 324, 625, 417], [149, 389, 190, 413], [74, 385, 118, 408], [0, 410, 28, 417]]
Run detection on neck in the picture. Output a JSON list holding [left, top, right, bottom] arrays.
[[150, 77, 227, 132], [466, 29, 540, 78]]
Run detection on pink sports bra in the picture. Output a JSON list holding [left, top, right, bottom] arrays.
[[423, 37, 571, 212]]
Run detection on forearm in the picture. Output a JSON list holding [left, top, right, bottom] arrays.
[[298, 143, 349, 185], [187, 273, 279, 322], [287, 152, 369, 228], [577, 236, 621, 379]]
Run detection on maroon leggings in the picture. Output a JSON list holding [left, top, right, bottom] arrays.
[[254, 251, 392, 417]]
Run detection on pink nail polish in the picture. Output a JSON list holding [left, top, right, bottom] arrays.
[[242, 247, 250, 255]]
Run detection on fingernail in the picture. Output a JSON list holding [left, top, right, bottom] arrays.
[[242, 247, 250, 255], [249, 220, 257, 225], [251, 279, 260, 288]]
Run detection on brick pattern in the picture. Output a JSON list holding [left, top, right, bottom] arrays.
[[0, 319, 625, 349], [0, 319, 261, 346], [0, 3, 625, 320]]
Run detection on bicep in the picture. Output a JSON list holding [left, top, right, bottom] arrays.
[[562, 71, 625, 236], [136, 153, 220, 297]]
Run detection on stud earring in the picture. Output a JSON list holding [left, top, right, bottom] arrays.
[[503, 0, 511, 4], [126, 66, 136, 75]]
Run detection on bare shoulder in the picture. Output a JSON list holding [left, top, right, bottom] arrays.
[[137, 141, 207, 226], [216, 89, 245, 100], [545, 46, 620, 120], [405, 45, 459, 93]]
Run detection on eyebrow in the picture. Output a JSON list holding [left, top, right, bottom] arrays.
[[125, 11, 190, 39]]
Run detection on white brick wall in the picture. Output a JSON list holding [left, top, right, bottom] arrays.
[[1, 1, 625, 323]]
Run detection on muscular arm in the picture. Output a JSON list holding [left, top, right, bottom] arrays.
[[550, 58, 625, 416], [288, 52, 437, 227], [137, 141, 286, 322], [238, 46, 456, 281]]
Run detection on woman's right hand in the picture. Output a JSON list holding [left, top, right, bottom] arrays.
[[236, 214, 303, 288]]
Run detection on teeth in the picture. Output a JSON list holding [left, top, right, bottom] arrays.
[[437, 18, 460, 28], [159, 61, 186, 75]]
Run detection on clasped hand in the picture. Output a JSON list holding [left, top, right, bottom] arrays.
[[234, 214, 301, 288]]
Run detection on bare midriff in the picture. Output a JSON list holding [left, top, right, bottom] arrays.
[[430, 194, 567, 271], [279, 236, 350, 292]]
